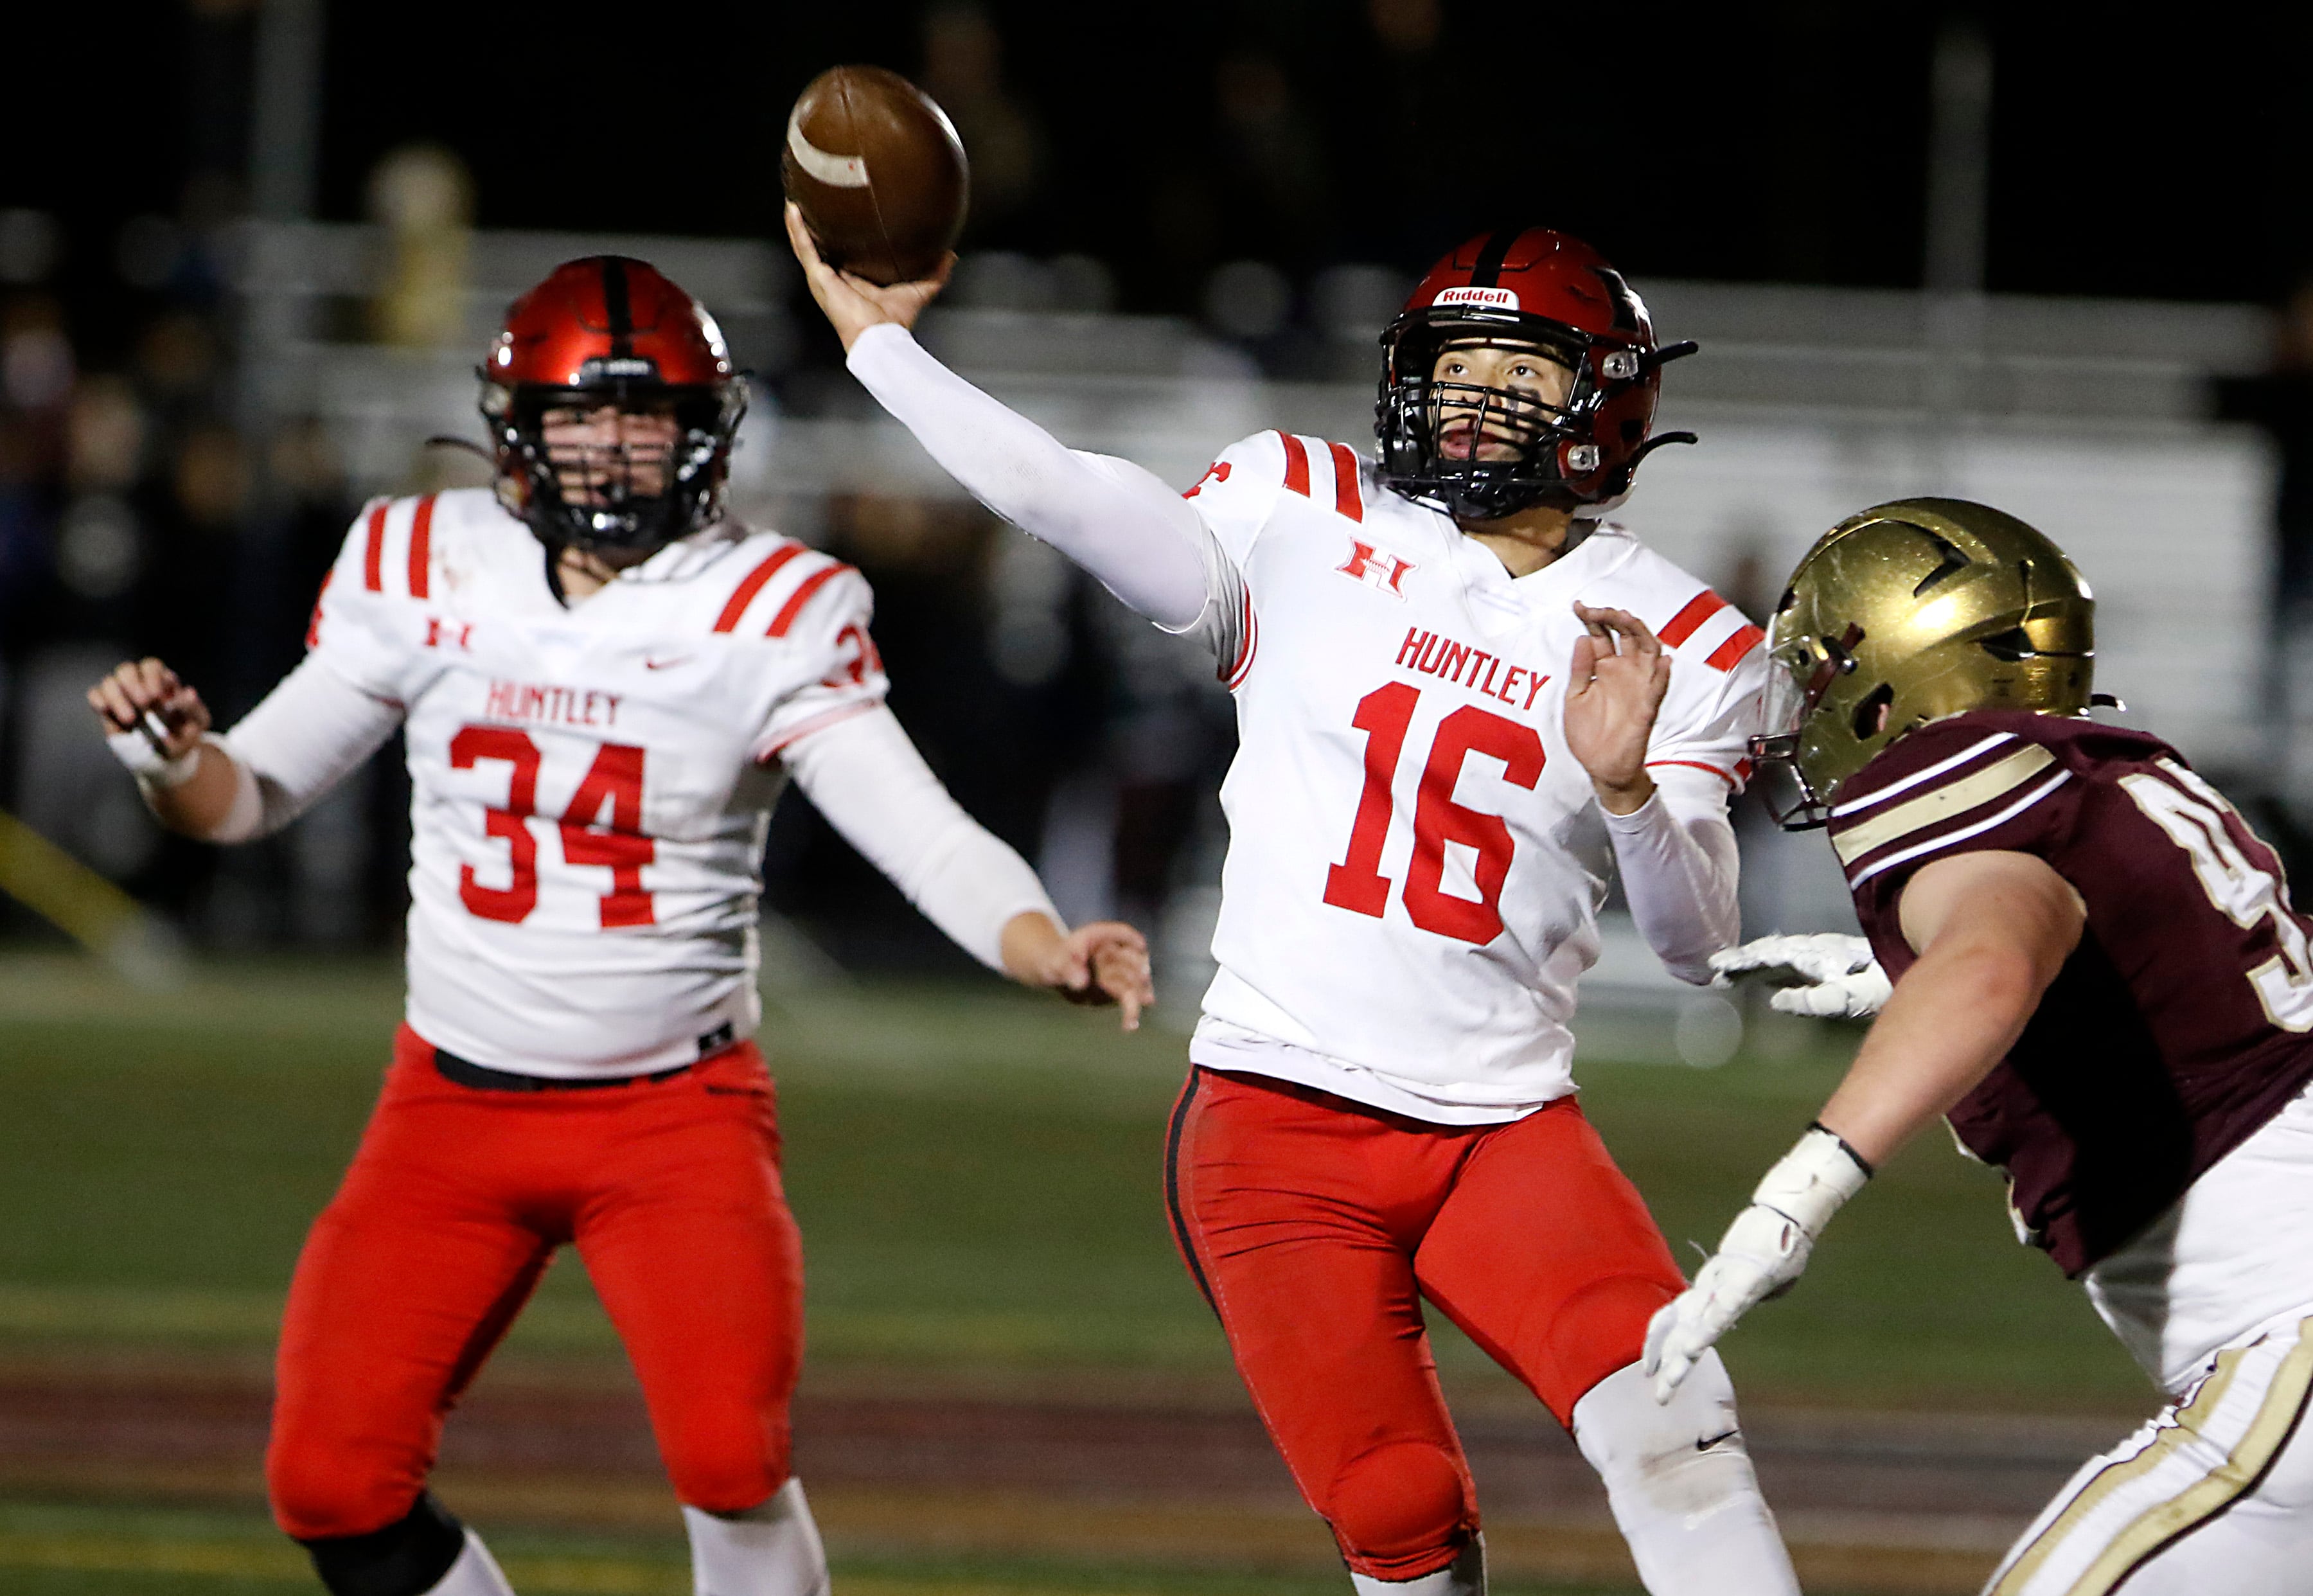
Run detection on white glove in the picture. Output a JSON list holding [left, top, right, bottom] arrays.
[[1642, 1124, 1873, 1403], [1708, 933, 1892, 1018]]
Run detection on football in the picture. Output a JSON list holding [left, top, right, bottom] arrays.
[[782, 66, 970, 287]]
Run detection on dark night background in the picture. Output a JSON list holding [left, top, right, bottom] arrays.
[[7, 0, 2313, 963], [16, 3, 2313, 328]]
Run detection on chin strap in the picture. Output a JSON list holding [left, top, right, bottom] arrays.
[[1626, 430, 1699, 470], [422, 435, 496, 464], [541, 541, 571, 608]]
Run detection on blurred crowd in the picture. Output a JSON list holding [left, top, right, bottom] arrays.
[[0, 195, 374, 936], [0, 4, 1263, 969], [8, 0, 2313, 977], [0, 176, 1246, 970]]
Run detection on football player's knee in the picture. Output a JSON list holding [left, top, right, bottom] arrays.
[[662, 1415, 790, 1516], [1325, 1439, 1476, 1578], [290, 1491, 466, 1596], [267, 1441, 418, 1544], [1573, 1351, 1759, 1512]]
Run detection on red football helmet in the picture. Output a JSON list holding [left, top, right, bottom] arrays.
[[1376, 228, 1696, 519], [479, 256, 747, 558]]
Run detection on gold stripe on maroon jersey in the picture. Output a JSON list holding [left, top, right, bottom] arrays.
[[1832, 744, 2057, 866]]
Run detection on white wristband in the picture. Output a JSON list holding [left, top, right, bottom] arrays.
[[1750, 1124, 1874, 1240], [107, 727, 207, 790]]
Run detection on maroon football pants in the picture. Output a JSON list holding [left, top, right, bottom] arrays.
[[1165, 1066, 1685, 1581], [267, 1025, 803, 1539]]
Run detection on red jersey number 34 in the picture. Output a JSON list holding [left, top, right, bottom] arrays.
[[449, 726, 656, 928]]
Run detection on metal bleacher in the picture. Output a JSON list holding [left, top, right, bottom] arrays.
[[231, 222, 2285, 776], [224, 222, 2285, 1037]]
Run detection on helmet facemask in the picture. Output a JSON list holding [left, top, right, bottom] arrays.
[[486, 376, 744, 558], [1749, 623, 1865, 830], [1377, 311, 1606, 519]]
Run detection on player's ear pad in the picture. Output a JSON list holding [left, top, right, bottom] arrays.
[[300, 1491, 466, 1596]]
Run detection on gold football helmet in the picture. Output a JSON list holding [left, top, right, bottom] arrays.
[[1753, 497, 2095, 828]]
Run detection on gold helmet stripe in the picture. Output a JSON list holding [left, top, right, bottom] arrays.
[[1830, 745, 2057, 865]]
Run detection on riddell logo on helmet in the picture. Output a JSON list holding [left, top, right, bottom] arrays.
[[578, 356, 661, 382], [1437, 287, 1517, 309]]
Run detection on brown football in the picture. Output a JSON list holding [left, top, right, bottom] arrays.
[[783, 66, 970, 286]]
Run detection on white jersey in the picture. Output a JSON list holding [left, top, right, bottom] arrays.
[[307, 488, 887, 1077], [1179, 430, 1768, 1122]]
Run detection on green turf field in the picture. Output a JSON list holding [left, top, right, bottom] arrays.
[[0, 1498, 1673, 1596], [0, 950, 2143, 1406], [0, 949, 2141, 1593]]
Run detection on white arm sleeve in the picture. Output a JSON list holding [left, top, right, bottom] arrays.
[[782, 703, 1060, 972], [205, 656, 405, 844], [1604, 764, 1742, 986], [845, 323, 1214, 630]]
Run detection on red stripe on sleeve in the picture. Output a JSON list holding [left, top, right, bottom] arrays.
[[306, 569, 333, 650], [712, 544, 805, 633], [1327, 442, 1363, 522], [1656, 589, 1728, 647], [407, 493, 437, 599], [768, 561, 857, 637], [1646, 758, 1739, 790], [361, 502, 389, 592], [1224, 594, 1259, 689], [1278, 432, 1311, 497], [1705, 623, 1766, 672]]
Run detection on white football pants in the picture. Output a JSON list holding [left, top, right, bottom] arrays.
[[1995, 1081, 2313, 1594], [1984, 1312, 2313, 1595], [1573, 1356, 1801, 1596]]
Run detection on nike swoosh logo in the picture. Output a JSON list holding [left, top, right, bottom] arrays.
[[644, 657, 689, 670], [1696, 1428, 1741, 1452]]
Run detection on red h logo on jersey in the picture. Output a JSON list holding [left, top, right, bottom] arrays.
[[1338, 540, 1414, 598]]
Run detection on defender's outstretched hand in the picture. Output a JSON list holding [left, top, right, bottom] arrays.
[[1643, 1125, 1873, 1402], [1564, 602, 1672, 815], [1001, 914, 1155, 1031], [785, 202, 953, 353], [1710, 933, 1893, 1018], [1643, 1207, 1811, 1403]]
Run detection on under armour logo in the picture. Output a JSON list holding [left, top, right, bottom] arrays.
[[425, 617, 474, 650], [1338, 540, 1414, 598]]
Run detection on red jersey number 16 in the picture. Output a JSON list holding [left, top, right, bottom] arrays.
[[1324, 684, 1543, 944]]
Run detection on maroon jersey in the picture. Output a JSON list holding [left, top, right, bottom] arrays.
[[1830, 709, 2313, 1275]]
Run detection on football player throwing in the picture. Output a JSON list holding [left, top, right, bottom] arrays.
[[1649, 499, 2313, 1595], [89, 256, 1149, 1596], [793, 216, 1800, 1596]]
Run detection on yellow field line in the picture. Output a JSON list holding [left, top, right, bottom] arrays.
[[0, 1533, 308, 1579], [0, 811, 145, 951], [0, 1282, 1218, 1363], [0, 1534, 695, 1593]]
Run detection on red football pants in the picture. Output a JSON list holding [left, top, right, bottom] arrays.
[[1165, 1067, 1685, 1581], [267, 1025, 802, 1540]]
